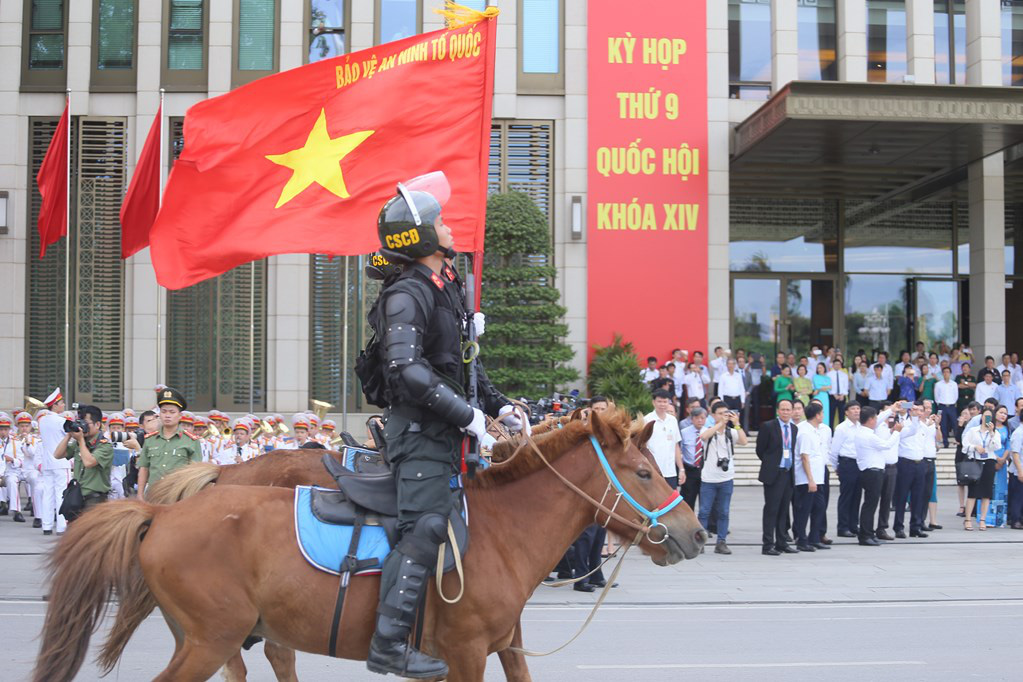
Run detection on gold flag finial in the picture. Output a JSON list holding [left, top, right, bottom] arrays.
[[435, 1, 499, 29]]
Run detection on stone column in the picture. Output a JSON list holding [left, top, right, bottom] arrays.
[[837, 0, 867, 82], [208, 0, 232, 96], [772, 0, 799, 91], [966, 0, 1002, 86], [350, 0, 374, 52], [280, 0, 305, 71], [707, 0, 731, 352], [906, 0, 935, 84]]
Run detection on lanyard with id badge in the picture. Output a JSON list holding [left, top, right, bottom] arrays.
[[781, 421, 791, 468]]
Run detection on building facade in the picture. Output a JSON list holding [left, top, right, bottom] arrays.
[[0, 0, 1020, 411]]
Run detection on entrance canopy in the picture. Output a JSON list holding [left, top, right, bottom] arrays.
[[731, 81, 1023, 201]]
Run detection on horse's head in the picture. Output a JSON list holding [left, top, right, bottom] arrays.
[[589, 409, 706, 564]]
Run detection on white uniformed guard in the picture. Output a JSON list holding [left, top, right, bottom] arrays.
[[38, 388, 72, 534], [10, 412, 42, 526], [215, 419, 261, 464]]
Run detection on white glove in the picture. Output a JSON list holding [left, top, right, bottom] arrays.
[[480, 433, 497, 450], [499, 404, 531, 435], [473, 312, 486, 337], [463, 407, 487, 441]]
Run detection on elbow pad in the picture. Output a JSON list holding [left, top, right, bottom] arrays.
[[396, 362, 472, 425]]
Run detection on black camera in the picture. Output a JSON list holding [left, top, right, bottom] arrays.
[[717, 455, 730, 472], [63, 419, 87, 434]]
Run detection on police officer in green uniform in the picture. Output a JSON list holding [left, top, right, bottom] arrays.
[[136, 387, 202, 498], [52, 404, 115, 515], [365, 184, 512, 678]]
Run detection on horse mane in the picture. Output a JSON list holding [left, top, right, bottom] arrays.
[[473, 408, 635, 489]]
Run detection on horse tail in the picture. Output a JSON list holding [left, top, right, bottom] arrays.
[[33, 501, 158, 682], [145, 460, 220, 503]]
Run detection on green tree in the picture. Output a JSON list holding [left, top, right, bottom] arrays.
[[480, 192, 578, 399], [587, 335, 653, 418]]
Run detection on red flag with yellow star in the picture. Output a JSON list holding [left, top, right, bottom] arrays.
[[149, 10, 497, 290]]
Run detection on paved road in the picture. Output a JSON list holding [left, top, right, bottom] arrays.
[[2, 485, 1020, 681]]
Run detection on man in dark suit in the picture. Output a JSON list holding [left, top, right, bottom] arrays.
[[756, 399, 798, 555]]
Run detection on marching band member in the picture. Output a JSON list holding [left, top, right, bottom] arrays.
[[215, 419, 261, 464], [12, 412, 42, 527], [38, 388, 72, 535]]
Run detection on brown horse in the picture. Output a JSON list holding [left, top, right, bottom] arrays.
[[34, 409, 705, 682], [146, 449, 532, 682]]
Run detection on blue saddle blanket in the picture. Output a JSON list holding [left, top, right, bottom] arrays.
[[293, 486, 391, 576]]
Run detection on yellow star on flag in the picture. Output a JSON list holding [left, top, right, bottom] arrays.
[[265, 109, 374, 209]]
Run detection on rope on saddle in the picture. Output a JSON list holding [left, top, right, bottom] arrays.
[[435, 521, 466, 604]]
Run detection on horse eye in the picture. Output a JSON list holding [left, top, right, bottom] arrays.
[[637, 469, 652, 480]]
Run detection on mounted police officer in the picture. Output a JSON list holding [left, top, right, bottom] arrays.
[[366, 182, 515, 678]]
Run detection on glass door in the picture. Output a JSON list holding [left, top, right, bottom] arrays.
[[733, 276, 836, 357], [908, 279, 959, 351], [784, 279, 836, 353], [733, 278, 781, 359]]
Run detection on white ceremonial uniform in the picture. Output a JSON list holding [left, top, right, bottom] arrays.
[[108, 443, 129, 500], [39, 412, 72, 532], [4, 435, 42, 514], [215, 441, 261, 465]]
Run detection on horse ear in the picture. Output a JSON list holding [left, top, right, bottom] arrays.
[[634, 419, 655, 447], [589, 408, 618, 448]]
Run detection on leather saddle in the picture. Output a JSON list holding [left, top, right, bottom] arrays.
[[316, 454, 468, 573]]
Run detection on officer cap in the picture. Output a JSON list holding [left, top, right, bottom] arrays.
[[231, 418, 251, 433], [321, 419, 336, 432], [181, 411, 195, 425], [292, 413, 309, 429], [44, 387, 63, 407], [192, 414, 207, 427], [108, 413, 125, 426], [35, 409, 51, 421], [0, 412, 12, 427], [125, 415, 139, 428], [15, 412, 32, 425], [122, 408, 136, 418], [306, 412, 320, 428], [156, 386, 188, 410]]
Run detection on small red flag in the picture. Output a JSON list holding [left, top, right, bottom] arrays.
[[120, 105, 162, 259], [36, 102, 70, 259], [150, 13, 497, 290]]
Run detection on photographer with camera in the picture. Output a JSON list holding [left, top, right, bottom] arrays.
[[697, 402, 746, 555], [52, 405, 114, 514], [104, 413, 140, 500]]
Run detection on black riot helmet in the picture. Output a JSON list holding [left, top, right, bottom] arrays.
[[365, 251, 403, 282], [377, 183, 453, 263]]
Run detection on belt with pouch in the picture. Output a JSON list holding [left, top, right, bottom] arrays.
[[83, 492, 108, 501]]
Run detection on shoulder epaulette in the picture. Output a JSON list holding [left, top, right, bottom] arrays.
[[182, 431, 199, 441]]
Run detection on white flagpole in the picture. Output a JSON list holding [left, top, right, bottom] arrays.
[[341, 257, 349, 433], [156, 89, 165, 384], [64, 88, 71, 395]]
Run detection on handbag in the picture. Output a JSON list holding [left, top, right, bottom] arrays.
[[59, 478, 85, 521], [956, 459, 984, 486]]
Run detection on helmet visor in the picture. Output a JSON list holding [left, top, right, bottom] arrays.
[[403, 171, 451, 207]]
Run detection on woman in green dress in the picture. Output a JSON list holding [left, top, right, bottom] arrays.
[[812, 362, 831, 423], [773, 365, 795, 409], [793, 363, 813, 406]]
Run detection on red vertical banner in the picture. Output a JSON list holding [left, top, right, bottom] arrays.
[[587, 1, 708, 363]]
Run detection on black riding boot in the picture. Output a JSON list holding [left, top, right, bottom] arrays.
[[367, 515, 448, 679]]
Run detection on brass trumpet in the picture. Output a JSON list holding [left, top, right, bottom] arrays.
[[24, 395, 46, 413], [310, 399, 333, 423]]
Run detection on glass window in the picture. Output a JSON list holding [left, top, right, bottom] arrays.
[[1007, 203, 1022, 276], [238, 0, 276, 71], [521, 0, 559, 74], [733, 278, 780, 359], [310, 0, 345, 62], [728, 0, 772, 99], [1003, 1, 1023, 86], [28, 0, 65, 70], [168, 0, 204, 70], [378, 0, 418, 43], [96, 0, 135, 70], [797, 0, 837, 81], [867, 0, 907, 83], [934, 1, 965, 85], [729, 198, 839, 273], [1008, 278, 1023, 352], [843, 200, 953, 274], [956, 201, 969, 275], [844, 274, 909, 355]]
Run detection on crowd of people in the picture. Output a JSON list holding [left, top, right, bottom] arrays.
[[0, 385, 358, 535], [639, 343, 1023, 555]]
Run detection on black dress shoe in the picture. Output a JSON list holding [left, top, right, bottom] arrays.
[[837, 530, 857, 538], [819, 536, 833, 545], [876, 530, 895, 541], [33, 518, 42, 528], [909, 530, 929, 538], [894, 530, 907, 539], [42, 530, 52, 536], [366, 634, 448, 679], [573, 583, 596, 593], [784, 532, 794, 543], [12, 512, 24, 523], [858, 537, 881, 546], [796, 544, 816, 552], [777, 545, 799, 554], [928, 524, 943, 530], [556, 571, 573, 579], [762, 547, 781, 556], [811, 542, 831, 550]]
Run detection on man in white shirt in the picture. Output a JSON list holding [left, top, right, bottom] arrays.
[[692, 351, 712, 399], [828, 360, 850, 428], [794, 402, 831, 551], [640, 356, 660, 384], [643, 390, 684, 489], [894, 351, 913, 378], [717, 358, 746, 414], [975, 372, 998, 405], [215, 419, 263, 465], [934, 366, 959, 448], [865, 364, 889, 409], [682, 362, 707, 406], [9, 412, 42, 527], [1007, 425, 1023, 529], [709, 347, 728, 396], [697, 402, 746, 555], [873, 352, 894, 392], [919, 401, 943, 532], [671, 349, 688, 400], [874, 403, 911, 541], [996, 353, 1022, 385], [854, 406, 902, 545], [892, 402, 929, 538], [831, 402, 862, 537], [37, 388, 73, 535]]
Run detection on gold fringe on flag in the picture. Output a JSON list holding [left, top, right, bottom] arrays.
[[435, 1, 500, 29]]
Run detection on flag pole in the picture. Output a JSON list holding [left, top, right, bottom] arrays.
[[341, 257, 350, 434], [64, 88, 71, 396], [249, 261, 255, 414], [156, 89, 165, 384]]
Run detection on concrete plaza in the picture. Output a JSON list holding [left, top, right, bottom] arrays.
[[1, 485, 1019, 681]]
